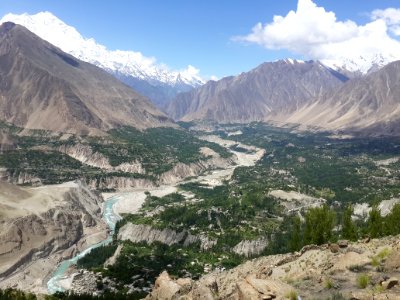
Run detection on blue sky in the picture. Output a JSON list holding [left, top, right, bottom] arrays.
[[1, 0, 400, 78]]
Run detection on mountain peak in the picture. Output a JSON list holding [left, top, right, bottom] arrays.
[[0, 12, 205, 88], [321, 53, 397, 75], [281, 58, 305, 65], [0, 21, 16, 32], [0, 19, 172, 134]]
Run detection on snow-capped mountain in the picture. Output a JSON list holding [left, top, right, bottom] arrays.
[[0, 12, 205, 107], [321, 53, 397, 76], [279, 56, 394, 76]]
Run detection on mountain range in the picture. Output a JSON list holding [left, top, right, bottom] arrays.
[[0, 12, 204, 108], [166, 59, 348, 123], [3, 12, 399, 110], [0, 22, 172, 135], [166, 58, 400, 135], [0, 17, 399, 136]]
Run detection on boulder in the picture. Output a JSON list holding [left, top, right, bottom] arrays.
[[330, 243, 340, 253], [381, 277, 399, 290], [146, 271, 181, 300], [191, 282, 215, 300], [338, 240, 349, 248], [236, 281, 261, 300]]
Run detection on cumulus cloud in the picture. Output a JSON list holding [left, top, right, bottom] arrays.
[[180, 65, 200, 77], [234, 0, 400, 68], [371, 8, 400, 35]]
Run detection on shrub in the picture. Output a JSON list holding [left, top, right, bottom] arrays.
[[356, 274, 370, 289], [286, 290, 298, 300], [324, 277, 334, 289]]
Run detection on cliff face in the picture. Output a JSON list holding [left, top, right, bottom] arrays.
[[232, 238, 268, 257], [146, 235, 400, 299], [0, 180, 107, 293], [118, 223, 216, 251], [57, 144, 145, 174]]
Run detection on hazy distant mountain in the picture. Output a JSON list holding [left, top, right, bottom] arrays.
[[287, 60, 400, 134], [0, 22, 173, 135], [166, 59, 348, 123], [0, 12, 204, 107]]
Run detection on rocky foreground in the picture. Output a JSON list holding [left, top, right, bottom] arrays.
[[145, 235, 400, 300]]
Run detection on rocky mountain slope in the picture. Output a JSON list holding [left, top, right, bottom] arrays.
[[167, 58, 400, 135], [166, 59, 348, 123], [0, 12, 204, 107], [0, 22, 172, 135], [0, 180, 106, 294], [287, 60, 400, 135], [146, 235, 400, 299]]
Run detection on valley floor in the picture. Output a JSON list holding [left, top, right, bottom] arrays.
[[1, 123, 400, 300]]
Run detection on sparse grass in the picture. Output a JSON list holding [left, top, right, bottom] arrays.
[[286, 290, 298, 300], [356, 273, 370, 289], [327, 292, 346, 300], [371, 247, 391, 268], [373, 284, 385, 293], [371, 256, 380, 267], [377, 247, 391, 260], [324, 277, 334, 289]]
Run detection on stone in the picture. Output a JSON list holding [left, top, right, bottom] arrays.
[[236, 281, 260, 300], [191, 282, 215, 300], [330, 243, 340, 253], [177, 278, 193, 294], [177, 278, 192, 287], [245, 276, 272, 295], [201, 275, 218, 293], [338, 240, 349, 248], [146, 271, 181, 300], [381, 277, 399, 290]]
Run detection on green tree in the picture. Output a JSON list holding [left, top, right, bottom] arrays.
[[341, 205, 358, 241], [304, 205, 336, 245], [383, 203, 400, 236], [368, 206, 383, 238], [289, 216, 303, 252]]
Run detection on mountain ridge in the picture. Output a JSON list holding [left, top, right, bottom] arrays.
[[0, 12, 205, 107], [0, 22, 173, 135], [166, 59, 348, 123], [287, 59, 400, 134]]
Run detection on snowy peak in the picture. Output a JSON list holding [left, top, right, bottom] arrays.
[[277, 55, 394, 75], [0, 12, 205, 87], [281, 58, 305, 64], [321, 53, 397, 75]]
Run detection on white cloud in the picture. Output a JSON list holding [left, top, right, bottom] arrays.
[[234, 0, 400, 71], [371, 8, 400, 35], [180, 65, 200, 77]]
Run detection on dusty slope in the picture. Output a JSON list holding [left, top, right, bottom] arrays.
[[146, 235, 400, 299], [166, 60, 347, 123], [0, 180, 107, 294], [0, 22, 173, 135], [287, 60, 400, 134]]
